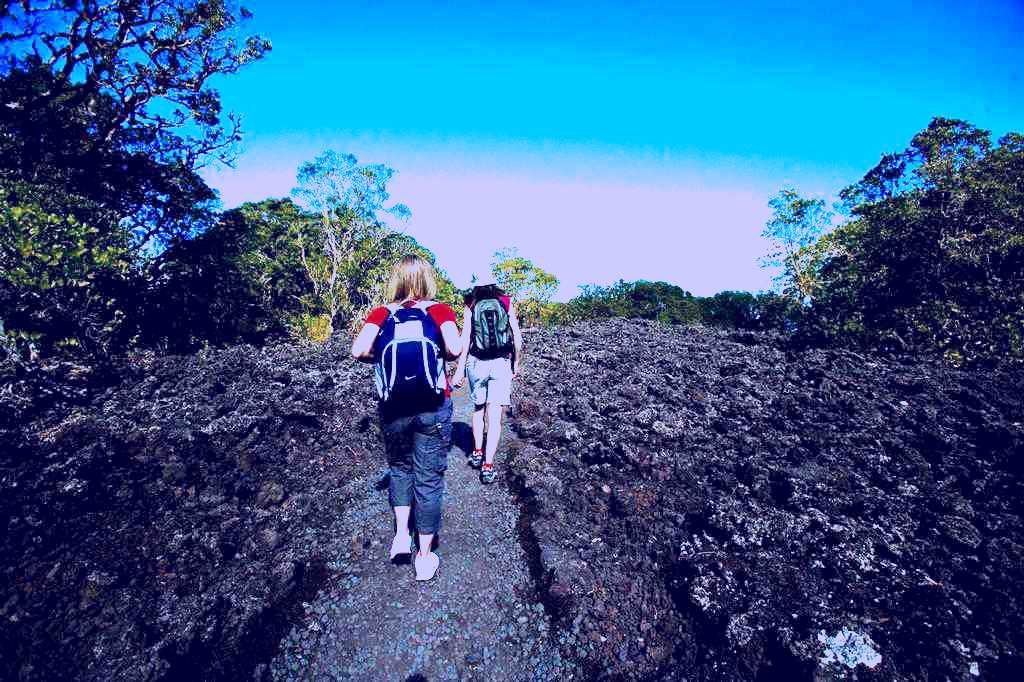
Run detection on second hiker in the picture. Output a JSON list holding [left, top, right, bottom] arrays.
[[452, 272, 523, 484]]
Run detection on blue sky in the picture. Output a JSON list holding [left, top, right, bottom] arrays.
[[201, 0, 1024, 299]]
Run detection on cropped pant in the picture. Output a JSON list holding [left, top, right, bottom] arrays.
[[381, 397, 453, 534]]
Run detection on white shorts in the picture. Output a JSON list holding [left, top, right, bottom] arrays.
[[467, 355, 514, 407]]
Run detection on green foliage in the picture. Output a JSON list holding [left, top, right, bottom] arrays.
[[491, 248, 559, 327], [431, 265, 462, 311], [1, 1, 270, 257], [0, 0, 269, 362], [0, 6, 475, 362], [140, 199, 315, 349], [568, 280, 701, 325], [699, 291, 802, 331], [561, 281, 801, 333], [138, 193, 457, 347], [698, 291, 758, 329], [0, 1, 270, 162], [292, 151, 418, 333], [293, 151, 410, 222], [0, 198, 130, 355], [753, 292, 805, 332], [0, 203, 127, 289], [0, 63, 219, 257], [538, 302, 573, 327], [349, 231, 459, 327], [801, 117, 1024, 364], [287, 312, 334, 345], [761, 188, 833, 299]]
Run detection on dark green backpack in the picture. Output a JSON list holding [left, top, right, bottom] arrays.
[[471, 297, 513, 359]]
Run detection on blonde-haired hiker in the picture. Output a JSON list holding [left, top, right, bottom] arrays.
[[452, 272, 523, 484], [352, 255, 461, 581]]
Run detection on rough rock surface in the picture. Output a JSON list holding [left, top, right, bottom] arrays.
[[507, 320, 1024, 680], [2, 341, 382, 680], [3, 320, 1023, 680]]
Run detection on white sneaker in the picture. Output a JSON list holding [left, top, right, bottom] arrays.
[[389, 533, 412, 560], [414, 552, 440, 581]]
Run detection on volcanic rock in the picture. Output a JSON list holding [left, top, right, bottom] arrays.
[[0, 339, 381, 681], [507, 319, 1024, 680]]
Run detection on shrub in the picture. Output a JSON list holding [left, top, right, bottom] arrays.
[[287, 313, 334, 344], [0, 198, 130, 357]]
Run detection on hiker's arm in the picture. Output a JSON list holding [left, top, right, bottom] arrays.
[[509, 303, 524, 375], [440, 320, 461, 360], [351, 323, 380, 363], [452, 306, 472, 387]]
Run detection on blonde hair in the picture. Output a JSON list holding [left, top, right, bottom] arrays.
[[387, 254, 438, 303]]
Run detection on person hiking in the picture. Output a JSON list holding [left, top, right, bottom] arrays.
[[351, 255, 461, 581], [452, 273, 523, 484]]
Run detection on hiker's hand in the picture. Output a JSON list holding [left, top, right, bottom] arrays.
[[451, 370, 465, 388]]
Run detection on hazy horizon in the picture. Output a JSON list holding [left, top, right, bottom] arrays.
[[200, 0, 1024, 299]]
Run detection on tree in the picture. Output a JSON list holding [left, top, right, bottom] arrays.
[[568, 280, 700, 325], [352, 232, 459, 314], [0, 0, 269, 358], [699, 291, 758, 329], [491, 248, 559, 327], [139, 198, 317, 349], [803, 118, 1024, 363], [761, 188, 833, 300], [291, 151, 413, 335], [568, 281, 634, 320], [698, 291, 801, 332], [629, 281, 701, 324], [0, 0, 269, 169], [137, 193, 458, 347], [0, 0, 270, 256]]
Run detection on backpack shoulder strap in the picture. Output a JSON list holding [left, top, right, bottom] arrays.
[[376, 303, 400, 329]]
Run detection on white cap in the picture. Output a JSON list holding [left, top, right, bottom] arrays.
[[469, 271, 497, 288]]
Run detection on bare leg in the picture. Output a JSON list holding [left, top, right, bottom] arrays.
[[418, 533, 434, 557], [389, 505, 413, 560], [472, 404, 486, 451], [394, 506, 411, 536], [485, 403, 504, 466]]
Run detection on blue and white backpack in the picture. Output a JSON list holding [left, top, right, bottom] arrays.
[[374, 301, 446, 412]]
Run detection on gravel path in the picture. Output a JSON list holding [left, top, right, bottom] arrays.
[[268, 386, 579, 681]]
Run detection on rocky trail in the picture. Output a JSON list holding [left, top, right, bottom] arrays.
[[266, 386, 576, 681], [3, 321, 1024, 681]]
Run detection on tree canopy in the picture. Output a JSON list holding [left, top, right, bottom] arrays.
[[0, 0, 270, 255], [793, 118, 1024, 363], [491, 248, 559, 327], [2, 6, 1018, 369]]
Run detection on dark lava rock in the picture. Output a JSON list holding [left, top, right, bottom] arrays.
[[5, 319, 1023, 681], [507, 319, 1024, 681], [0, 340, 381, 681], [255, 481, 286, 508]]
